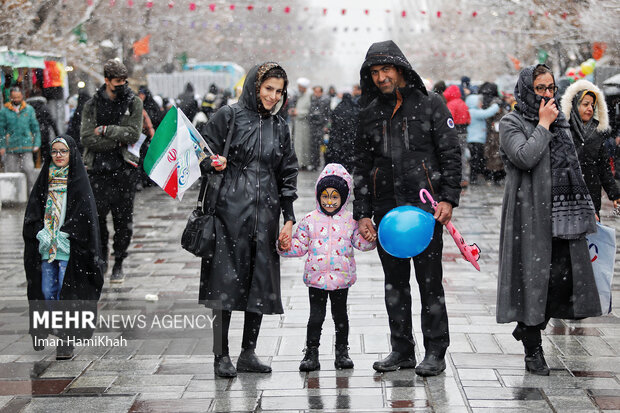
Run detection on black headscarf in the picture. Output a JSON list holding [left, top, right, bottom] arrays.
[[515, 65, 596, 239], [479, 82, 499, 109]]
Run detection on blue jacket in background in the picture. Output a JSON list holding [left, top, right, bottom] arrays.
[[465, 94, 499, 144]]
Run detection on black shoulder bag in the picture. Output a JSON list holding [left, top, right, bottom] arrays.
[[181, 107, 235, 258]]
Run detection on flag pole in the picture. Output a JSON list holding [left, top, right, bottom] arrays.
[[175, 106, 217, 160]]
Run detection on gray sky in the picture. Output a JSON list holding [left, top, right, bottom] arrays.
[[300, 0, 427, 90], [296, 0, 390, 90]]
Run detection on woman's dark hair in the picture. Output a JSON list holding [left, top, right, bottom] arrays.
[[532, 65, 553, 82], [261, 66, 288, 87]]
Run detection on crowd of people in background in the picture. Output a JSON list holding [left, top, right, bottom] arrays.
[[280, 74, 620, 194], [3, 67, 620, 196]]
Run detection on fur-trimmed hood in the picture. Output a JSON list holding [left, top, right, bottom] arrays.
[[561, 79, 609, 132]]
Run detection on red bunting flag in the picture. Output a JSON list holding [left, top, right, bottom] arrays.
[[146, 1, 153, 8], [127, 0, 133, 7], [133, 34, 151, 58], [208, 3, 215, 11], [229, 4, 235, 10], [168, 1, 174, 8], [341, 9, 346, 15], [323, 8, 327, 15], [284, 6, 290, 13], [401, 10, 406, 17], [437, 11, 441, 17], [267, 6, 272, 12], [472, 11, 478, 17], [189, 2, 196, 11], [247, 5, 253, 10], [364, 9, 369, 15]]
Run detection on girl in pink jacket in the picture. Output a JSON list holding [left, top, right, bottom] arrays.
[[278, 163, 375, 371]]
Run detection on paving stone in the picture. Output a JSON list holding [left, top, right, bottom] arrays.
[[40, 360, 92, 378], [21, 395, 136, 413], [130, 398, 214, 412], [259, 394, 385, 411], [502, 375, 620, 390]]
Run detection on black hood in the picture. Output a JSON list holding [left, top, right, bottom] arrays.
[[239, 62, 288, 117], [359, 40, 427, 106]]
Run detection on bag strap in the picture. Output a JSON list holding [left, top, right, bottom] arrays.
[[197, 105, 236, 210]]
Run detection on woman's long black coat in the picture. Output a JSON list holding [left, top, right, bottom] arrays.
[[198, 64, 298, 315], [23, 135, 104, 339]]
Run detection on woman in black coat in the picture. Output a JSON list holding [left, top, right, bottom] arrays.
[[325, 93, 359, 172], [23, 135, 104, 359], [561, 79, 620, 217], [199, 62, 298, 377]]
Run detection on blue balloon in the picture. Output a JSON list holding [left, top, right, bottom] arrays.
[[378, 206, 436, 258]]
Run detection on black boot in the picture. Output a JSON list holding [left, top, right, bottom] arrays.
[[110, 261, 125, 283], [214, 355, 237, 378], [415, 354, 446, 377], [372, 351, 416, 372], [524, 346, 550, 376], [236, 349, 271, 373], [299, 346, 320, 372], [334, 344, 354, 369]]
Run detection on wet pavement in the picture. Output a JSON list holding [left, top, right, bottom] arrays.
[[0, 170, 619, 413]]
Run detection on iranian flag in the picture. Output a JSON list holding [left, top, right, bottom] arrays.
[[143, 106, 211, 200]]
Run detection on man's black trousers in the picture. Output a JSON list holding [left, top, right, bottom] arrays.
[[375, 219, 449, 358], [89, 164, 138, 262]]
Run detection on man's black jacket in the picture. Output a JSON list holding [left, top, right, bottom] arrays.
[[353, 40, 461, 219]]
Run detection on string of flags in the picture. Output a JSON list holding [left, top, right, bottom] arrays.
[[88, 1, 574, 19]]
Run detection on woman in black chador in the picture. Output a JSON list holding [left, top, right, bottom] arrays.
[[23, 135, 104, 360], [199, 62, 298, 377]]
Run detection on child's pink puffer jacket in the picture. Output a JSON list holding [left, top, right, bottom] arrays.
[[278, 164, 375, 290]]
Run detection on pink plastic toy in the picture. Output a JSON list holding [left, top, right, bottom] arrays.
[[419, 189, 481, 271]]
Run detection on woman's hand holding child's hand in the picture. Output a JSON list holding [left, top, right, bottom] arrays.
[[278, 221, 294, 251]]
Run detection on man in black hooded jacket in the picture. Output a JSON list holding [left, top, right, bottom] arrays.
[[354, 41, 461, 376]]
